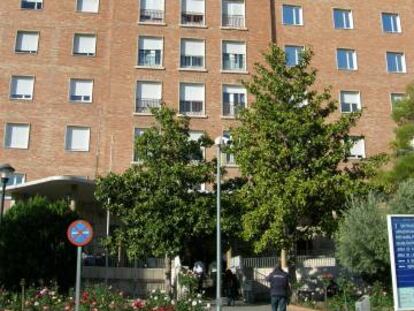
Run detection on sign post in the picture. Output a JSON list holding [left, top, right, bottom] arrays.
[[67, 220, 94, 311], [387, 215, 414, 311]]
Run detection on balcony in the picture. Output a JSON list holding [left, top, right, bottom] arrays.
[[222, 14, 245, 28], [140, 9, 164, 23], [181, 12, 205, 25], [179, 100, 204, 116], [136, 98, 161, 113], [180, 55, 204, 69]]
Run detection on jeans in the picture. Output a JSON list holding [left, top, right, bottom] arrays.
[[271, 295, 287, 311]]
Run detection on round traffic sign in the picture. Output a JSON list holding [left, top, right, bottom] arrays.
[[67, 220, 94, 247]]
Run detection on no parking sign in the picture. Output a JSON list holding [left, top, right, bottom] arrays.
[[67, 220, 94, 247]]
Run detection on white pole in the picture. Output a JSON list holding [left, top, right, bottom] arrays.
[[75, 246, 82, 311], [216, 143, 222, 311]]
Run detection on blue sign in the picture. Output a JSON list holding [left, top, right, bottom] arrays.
[[388, 215, 414, 310], [67, 220, 93, 247]]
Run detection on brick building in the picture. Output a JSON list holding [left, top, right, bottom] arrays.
[[0, 0, 412, 190]]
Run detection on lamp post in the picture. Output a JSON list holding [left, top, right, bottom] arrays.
[[0, 163, 15, 227], [214, 135, 230, 311]]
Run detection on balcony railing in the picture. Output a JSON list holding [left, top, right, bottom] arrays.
[[179, 100, 204, 116], [136, 98, 161, 113], [222, 14, 245, 28], [21, 0, 42, 9], [181, 12, 205, 25], [180, 55, 204, 68], [223, 53, 245, 70], [10, 93, 32, 100], [138, 50, 162, 67], [222, 101, 245, 117], [140, 9, 164, 23]]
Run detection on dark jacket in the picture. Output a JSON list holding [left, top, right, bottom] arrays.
[[266, 268, 290, 297]]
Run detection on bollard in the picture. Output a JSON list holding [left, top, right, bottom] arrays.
[[355, 295, 371, 311]]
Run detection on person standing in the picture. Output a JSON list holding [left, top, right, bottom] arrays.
[[266, 263, 291, 311]]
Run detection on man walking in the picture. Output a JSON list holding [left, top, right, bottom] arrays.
[[266, 262, 291, 311]]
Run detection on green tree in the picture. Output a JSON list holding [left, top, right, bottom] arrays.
[[231, 45, 379, 256], [95, 107, 217, 274], [335, 194, 390, 283], [0, 196, 78, 290], [379, 84, 414, 189]]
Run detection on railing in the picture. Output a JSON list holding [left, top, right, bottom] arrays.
[[70, 95, 91, 102], [222, 101, 245, 117], [138, 50, 162, 67], [10, 94, 32, 100], [179, 100, 204, 116], [181, 12, 205, 25], [140, 9, 164, 23], [136, 98, 161, 113], [223, 53, 245, 71], [180, 55, 204, 68], [15, 48, 37, 54], [222, 14, 245, 28], [242, 257, 279, 268], [83, 255, 165, 268], [21, 0, 42, 9]]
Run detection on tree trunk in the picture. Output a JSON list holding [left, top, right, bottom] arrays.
[[164, 255, 172, 295], [280, 249, 288, 271]]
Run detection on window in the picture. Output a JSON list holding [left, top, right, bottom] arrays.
[[138, 37, 163, 67], [382, 13, 401, 33], [140, 0, 164, 23], [333, 9, 353, 29], [348, 137, 365, 159], [136, 81, 162, 113], [222, 41, 246, 71], [337, 49, 357, 70], [77, 0, 99, 13], [15, 31, 39, 53], [70, 79, 93, 103], [66, 126, 90, 152], [222, 131, 235, 165], [222, 85, 246, 117], [391, 93, 406, 109], [2, 173, 25, 199], [181, 0, 205, 25], [387, 52, 406, 73], [179, 83, 205, 116], [21, 0, 42, 9], [189, 131, 205, 161], [285, 45, 303, 67], [133, 128, 146, 162], [340, 91, 361, 113], [282, 5, 302, 25], [180, 39, 205, 69], [222, 0, 245, 28], [10, 76, 34, 100], [4, 123, 30, 149], [73, 34, 96, 56]]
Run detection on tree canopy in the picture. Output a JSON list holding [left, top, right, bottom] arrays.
[[95, 107, 217, 259], [231, 45, 379, 254]]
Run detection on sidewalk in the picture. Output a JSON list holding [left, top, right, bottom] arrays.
[[219, 302, 316, 311]]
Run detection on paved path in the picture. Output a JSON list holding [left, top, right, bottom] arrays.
[[219, 302, 315, 311]]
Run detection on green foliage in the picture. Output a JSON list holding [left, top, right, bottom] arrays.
[[0, 196, 78, 290], [335, 194, 390, 282], [95, 107, 217, 259], [231, 44, 378, 253], [388, 178, 414, 214]]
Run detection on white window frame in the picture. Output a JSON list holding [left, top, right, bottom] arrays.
[[72, 33, 97, 56], [333, 8, 353, 30], [65, 126, 91, 152], [222, 84, 247, 118], [139, 0, 165, 23], [21, 0, 43, 10], [336, 48, 358, 70], [340, 91, 361, 113], [132, 127, 147, 163], [76, 0, 100, 13], [10, 76, 35, 100], [390, 93, 406, 110], [282, 4, 303, 26], [135, 81, 162, 114], [137, 36, 164, 68], [386, 52, 406, 73], [382, 12, 401, 33], [15, 31, 40, 54], [221, 0, 246, 28], [221, 40, 247, 72], [179, 83, 205, 117], [284, 45, 303, 67], [4, 123, 30, 149], [180, 38, 206, 70], [348, 137, 366, 159], [69, 79, 94, 103], [181, 0, 206, 26]]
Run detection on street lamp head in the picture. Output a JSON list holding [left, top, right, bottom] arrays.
[[0, 163, 15, 179], [214, 135, 232, 146]]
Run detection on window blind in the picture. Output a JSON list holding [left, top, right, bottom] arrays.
[[66, 127, 90, 151], [139, 37, 163, 50], [181, 84, 204, 101], [183, 0, 204, 13], [137, 82, 162, 99], [223, 0, 244, 15], [181, 40, 204, 56], [77, 0, 99, 12], [11, 77, 34, 97], [74, 34, 96, 54], [5, 124, 30, 149], [223, 41, 245, 54], [16, 32, 39, 52], [141, 0, 164, 10]]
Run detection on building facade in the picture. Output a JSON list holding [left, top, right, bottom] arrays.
[[0, 0, 412, 187]]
